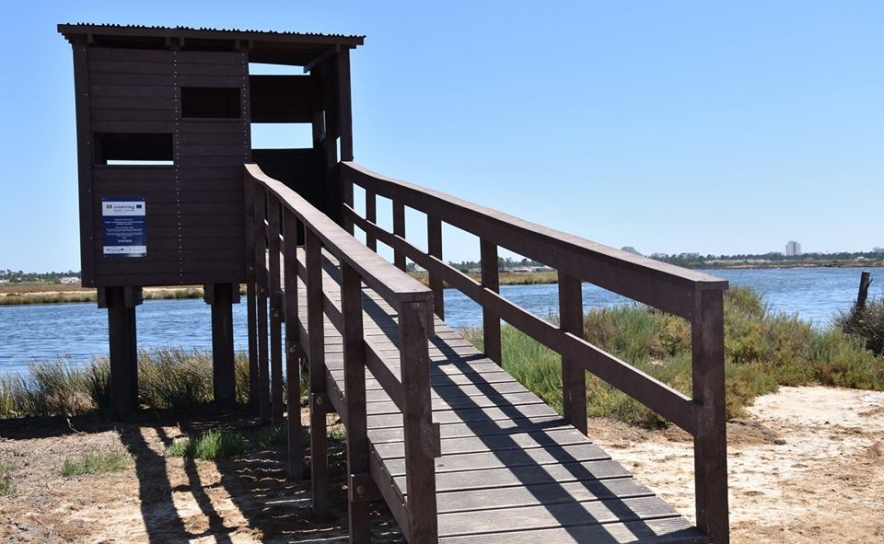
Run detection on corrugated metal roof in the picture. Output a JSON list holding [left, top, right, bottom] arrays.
[[59, 23, 365, 41]]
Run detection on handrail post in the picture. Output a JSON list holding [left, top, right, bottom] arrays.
[[341, 261, 371, 542], [365, 189, 377, 252], [427, 215, 444, 320], [559, 272, 587, 435], [393, 200, 406, 271], [305, 227, 331, 520], [400, 299, 438, 543], [283, 208, 303, 481], [341, 164, 355, 236], [244, 174, 259, 413], [269, 196, 284, 424], [480, 239, 502, 365], [255, 183, 271, 423], [692, 288, 729, 544]]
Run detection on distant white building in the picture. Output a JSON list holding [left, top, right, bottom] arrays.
[[785, 241, 801, 256], [59, 277, 81, 285]]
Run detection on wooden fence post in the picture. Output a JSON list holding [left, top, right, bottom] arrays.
[[341, 262, 371, 542], [244, 175, 260, 413], [428, 215, 444, 320], [400, 300, 438, 543], [857, 270, 872, 311], [393, 200, 406, 271], [283, 209, 303, 480], [480, 240, 502, 365], [692, 288, 729, 544], [306, 228, 331, 520], [365, 189, 377, 252], [558, 272, 587, 435], [268, 197, 284, 424], [255, 184, 271, 423]]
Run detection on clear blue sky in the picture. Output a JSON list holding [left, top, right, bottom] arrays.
[[2, 1, 882, 272]]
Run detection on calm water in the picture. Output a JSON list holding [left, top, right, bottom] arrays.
[[1, 267, 882, 377]]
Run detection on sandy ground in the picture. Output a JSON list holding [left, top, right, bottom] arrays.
[[1, 386, 882, 543]]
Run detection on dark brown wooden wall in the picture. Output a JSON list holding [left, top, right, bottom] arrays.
[[85, 48, 250, 287]]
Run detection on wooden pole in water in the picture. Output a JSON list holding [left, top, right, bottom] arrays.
[[856, 271, 872, 311]]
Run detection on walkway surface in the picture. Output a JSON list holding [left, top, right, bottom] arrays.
[[297, 254, 709, 543]]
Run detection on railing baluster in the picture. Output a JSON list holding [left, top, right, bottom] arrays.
[[558, 271, 587, 435], [480, 239, 501, 365], [341, 261, 370, 541], [365, 189, 377, 252], [269, 197, 284, 424], [427, 215, 444, 320], [306, 227, 330, 520], [692, 288, 729, 544], [283, 208, 303, 481], [254, 184, 271, 423], [393, 200, 406, 271], [342, 163, 354, 236], [400, 300, 438, 543], [244, 176, 259, 413]]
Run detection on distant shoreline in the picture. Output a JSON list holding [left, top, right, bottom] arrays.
[[2, 261, 882, 306]]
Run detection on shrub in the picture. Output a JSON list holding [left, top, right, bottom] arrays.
[[464, 285, 884, 428], [257, 425, 287, 449], [1, 348, 251, 419], [166, 429, 248, 461], [837, 299, 884, 356], [61, 447, 132, 476]]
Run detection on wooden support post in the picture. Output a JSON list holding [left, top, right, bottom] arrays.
[[341, 262, 371, 542], [284, 209, 303, 480], [269, 197, 284, 425], [244, 176, 260, 414], [365, 190, 377, 252], [103, 286, 140, 419], [480, 240, 502, 365], [428, 215, 444, 320], [255, 184, 271, 423], [210, 283, 236, 407], [306, 228, 331, 520], [558, 272, 587, 435], [393, 200, 406, 271], [342, 167, 354, 236], [399, 300, 438, 543], [692, 288, 730, 544], [857, 270, 872, 311], [336, 48, 354, 163]]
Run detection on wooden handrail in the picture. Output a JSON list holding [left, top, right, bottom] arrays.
[[247, 163, 433, 308], [244, 162, 439, 542], [340, 160, 730, 544], [341, 161, 726, 320]]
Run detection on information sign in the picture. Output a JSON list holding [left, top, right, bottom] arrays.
[[102, 198, 146, 257]]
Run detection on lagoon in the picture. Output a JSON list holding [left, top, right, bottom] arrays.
[[1, 266, 882, 377]]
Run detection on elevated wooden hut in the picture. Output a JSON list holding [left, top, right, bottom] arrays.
[[58, 24, 363, 416]]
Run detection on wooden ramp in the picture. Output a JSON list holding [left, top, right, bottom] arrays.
[[302, 257, 708, 544]]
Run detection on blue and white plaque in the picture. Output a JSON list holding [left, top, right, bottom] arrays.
[[102, 198, 146, 257]]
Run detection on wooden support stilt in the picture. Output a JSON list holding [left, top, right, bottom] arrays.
[[208, 283, 236, 407], [101, 286, 141, 420]]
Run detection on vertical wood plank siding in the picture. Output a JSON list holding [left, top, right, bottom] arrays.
[[83, 49, 248, 287]]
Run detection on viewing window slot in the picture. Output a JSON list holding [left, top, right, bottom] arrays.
[[181, 87, 241, 119], [94, 133, 174, 166]]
